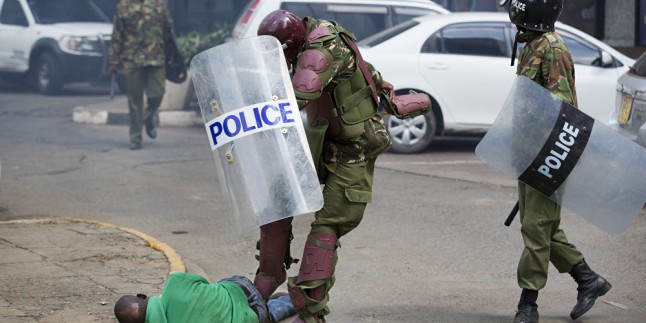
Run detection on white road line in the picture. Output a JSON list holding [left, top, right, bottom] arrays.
[[377, 160, 485, 166]]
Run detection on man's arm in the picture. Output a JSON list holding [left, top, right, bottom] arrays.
[[542, 47, 578, 107], [107, 10, 124, 74]]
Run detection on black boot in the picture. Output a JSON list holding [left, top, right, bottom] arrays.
[[569, 259, 612, 320], [513, 289, 539, 323]]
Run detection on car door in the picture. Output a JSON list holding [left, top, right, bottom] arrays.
[[0, 0, 31, 72], [418, 22, 516, 126]]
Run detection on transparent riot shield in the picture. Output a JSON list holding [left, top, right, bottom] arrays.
[[190, 36, 324, 232], [476, 76, 646, 234]]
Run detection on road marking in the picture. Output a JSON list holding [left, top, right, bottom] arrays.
[[378, 160, 485, 166]]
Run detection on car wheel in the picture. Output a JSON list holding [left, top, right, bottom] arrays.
[[385, 111, 436, 154], [33, 52, 63, 95]]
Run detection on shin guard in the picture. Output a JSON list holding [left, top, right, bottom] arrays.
[[254, 218, 295, 300], [288, 231, 338, 322]]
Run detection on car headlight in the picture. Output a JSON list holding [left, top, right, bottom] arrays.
[[59, 35, 104, 56]]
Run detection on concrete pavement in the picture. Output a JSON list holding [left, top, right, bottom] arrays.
[[0, 218, 176, 322]]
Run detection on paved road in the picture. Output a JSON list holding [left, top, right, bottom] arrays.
[[0, 83, 644, 322]]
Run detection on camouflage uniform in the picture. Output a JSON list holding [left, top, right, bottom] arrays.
[[515, 30, 584, 291], [108, 0, 173, 146], [256, 18, 391, 323]]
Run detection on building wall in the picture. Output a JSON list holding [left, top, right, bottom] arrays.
[[169, 0, 243, 34], [604, 0, 636, 47]]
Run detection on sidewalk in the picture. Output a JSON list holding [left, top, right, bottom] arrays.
[[72, 96, 202, 127], [0, 218, 181, 323]]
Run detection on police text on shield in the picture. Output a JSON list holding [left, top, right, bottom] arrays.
[[205, 99, 296, 150], [537, 121, 580, 179]]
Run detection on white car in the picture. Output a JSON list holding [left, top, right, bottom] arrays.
[[231, 0, 449, 42], [0, 0, 113, 94], [359, 12, 635, 153]]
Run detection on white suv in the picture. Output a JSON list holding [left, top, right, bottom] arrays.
[[0, 0, 114, 94], [231, 0, 449, 41]]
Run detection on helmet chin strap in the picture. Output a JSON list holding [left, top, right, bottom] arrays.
[[510, 27, 527, 67], [511, 30, 519, 67]]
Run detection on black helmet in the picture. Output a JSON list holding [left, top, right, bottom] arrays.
[[257, 10, 307, 65], [500, 0, 563, 32]]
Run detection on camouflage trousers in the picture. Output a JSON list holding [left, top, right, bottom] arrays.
[[289, 159, 376, 322], [517, 181, 584, 290], [123, 65, 165, 144]]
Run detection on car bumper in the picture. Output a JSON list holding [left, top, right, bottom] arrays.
[[60, 52, 109, 82]]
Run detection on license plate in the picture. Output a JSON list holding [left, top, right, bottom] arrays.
[[618, 95, 634, 125]]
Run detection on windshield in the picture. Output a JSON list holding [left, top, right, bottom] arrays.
[[359, 20, 419, 48], [631, 52, 646, 77], [27, 0, 109, 24]]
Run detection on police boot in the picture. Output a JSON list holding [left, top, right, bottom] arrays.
[[513, 289, 539, 323], [568, 259, 612, 320], [255, 218, 295, 300]]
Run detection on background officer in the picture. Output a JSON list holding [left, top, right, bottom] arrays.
[[254, 9, 396, 323], [502, 0, 612, 322], [108, 0, 174, 150]]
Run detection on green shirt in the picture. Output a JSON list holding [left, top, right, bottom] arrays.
[[145, 273, 259, 323], [109, 0, 173, 69]]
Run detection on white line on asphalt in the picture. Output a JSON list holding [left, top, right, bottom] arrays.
[[377, 160, 485, 166]]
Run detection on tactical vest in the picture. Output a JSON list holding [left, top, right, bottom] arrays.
[[303, 21, 379, 139]]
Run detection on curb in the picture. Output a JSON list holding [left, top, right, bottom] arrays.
[[72, 106, 202, 127], [0, 217, 186, 275]]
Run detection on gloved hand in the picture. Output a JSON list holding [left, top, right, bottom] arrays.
[[380, 80, 396, 106]]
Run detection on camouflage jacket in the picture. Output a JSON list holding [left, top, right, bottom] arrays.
[[516, 31, 578, 106], [296, 18, 392, 164], [108, 0, 173, 70]]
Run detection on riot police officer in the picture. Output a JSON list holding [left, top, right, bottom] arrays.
[[253, 9, 396, 323], [501, 0, 612, 322]]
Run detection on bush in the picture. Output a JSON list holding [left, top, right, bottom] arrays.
[[176, 26, 230, 66]]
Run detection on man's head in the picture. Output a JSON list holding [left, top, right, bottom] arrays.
[[502, 0, 563, 32], [114, 294, 148, 323], [257, 10, 307, 66]]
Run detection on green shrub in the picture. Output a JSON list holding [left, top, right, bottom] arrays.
[[176, 26, 230, 66]]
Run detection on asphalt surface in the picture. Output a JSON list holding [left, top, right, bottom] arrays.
[[1, 92, 645, 323]]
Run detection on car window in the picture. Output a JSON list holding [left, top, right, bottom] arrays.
[[559, 33, 600, 66], [423, 24, 507, 57], [511, 25, 612, 68], [0, 0, 28, 26], [359, 19, 419, 48], [282, 3, 388, 40]]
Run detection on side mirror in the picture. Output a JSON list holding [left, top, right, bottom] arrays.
[[600, 51, 613, 67]]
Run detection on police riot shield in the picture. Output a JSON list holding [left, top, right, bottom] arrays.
[[190, 36, 324, 232], [476, 76, 646, 234]]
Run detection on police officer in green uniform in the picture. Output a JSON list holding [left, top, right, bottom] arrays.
[[502, 1, 612, 322], [108, 0, 174, 150], [254, 10, 396, 323]]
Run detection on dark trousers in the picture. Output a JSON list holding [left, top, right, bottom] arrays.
[[123, 66, 165, 144]]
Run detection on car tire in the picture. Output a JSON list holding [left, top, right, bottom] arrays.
[[385, 111, 436, 154], [33, 52, 63, 95]]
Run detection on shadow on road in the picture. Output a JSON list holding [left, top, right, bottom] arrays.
[[0, 79, 116, 97]]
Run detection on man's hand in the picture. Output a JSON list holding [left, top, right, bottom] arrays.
[[108, 65, 118, 76]]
